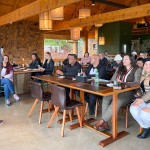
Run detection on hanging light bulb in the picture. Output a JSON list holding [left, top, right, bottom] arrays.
[[50, 7, 64, 20], [95, 24, 103, 27], [39, 11, 52, 30], [79, 0, 91, 19], [99, 35, 105, 45], [95, 29, 98, 41], [70, 28, 80, 41]]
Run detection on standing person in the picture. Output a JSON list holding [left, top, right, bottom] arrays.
[[130, 58, 150, 139], [0, 55, 19, 106], [99, 52, 108, 67], [81, 52, 91, 65], [94, 55, 142, 131], [104, 51, 109, 59], [42, 52, 54, 75]]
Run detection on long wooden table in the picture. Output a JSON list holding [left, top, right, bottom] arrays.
[[32, 75, 139, 147]]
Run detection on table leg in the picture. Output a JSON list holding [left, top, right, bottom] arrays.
[[99, 93, 129, 147]]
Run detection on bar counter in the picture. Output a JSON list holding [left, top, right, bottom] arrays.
[[14, 69, 42, 94]]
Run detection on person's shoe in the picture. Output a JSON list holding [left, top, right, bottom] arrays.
[[0, 120, 4, 125], [89, 110, 94, 116], [13, 94, 19, 101], [94, 118, 110, 131], [137, 128, 150, 139], [6, 99, 11, 106]]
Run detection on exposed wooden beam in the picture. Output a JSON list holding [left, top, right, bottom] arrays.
[[0, 0, 81, 26], [0, 2, 13, 7], [44, 34, 70, 40], [136, 0, 149, 24], [85, 3, 108, 32], [12, 0, 20, 11], [52, 3, 150, 31], [94, 0, 128, 8]]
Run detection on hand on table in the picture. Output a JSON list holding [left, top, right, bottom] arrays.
[[56, 70, 64, 76]]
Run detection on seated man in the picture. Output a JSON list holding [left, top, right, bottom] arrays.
[[56, 54, 81, 100], [136, 57, 144, 69], [76, 54, 107, 115]]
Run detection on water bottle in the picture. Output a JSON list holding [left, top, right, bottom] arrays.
[[95, 68, 99, 82]]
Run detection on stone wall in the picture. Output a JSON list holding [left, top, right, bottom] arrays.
[[0, 21, 43, 64]]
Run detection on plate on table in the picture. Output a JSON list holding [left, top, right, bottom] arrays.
[[106, 83, 114, 87], [58, 76, 65, 79]]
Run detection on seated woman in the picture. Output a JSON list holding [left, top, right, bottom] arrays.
[[81, 52, 91, 65], [0, 55, 19, 106], [29, 53, 42, 69], [94, 55, 142, 131], [130, 58, 150, 139], [28, 53, 42, 76], [42, 52, 54, 75]]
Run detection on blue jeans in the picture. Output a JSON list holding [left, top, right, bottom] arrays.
[[0, 78, 15, 100]]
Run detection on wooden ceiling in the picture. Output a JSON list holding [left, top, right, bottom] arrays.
[[0, 0, 150, 35]]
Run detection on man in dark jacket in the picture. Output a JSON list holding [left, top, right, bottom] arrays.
[[99, 52, 108, 67], [56, 54, 81, 100], [56, 54, 81, 77], [85, 56, 107, 79]]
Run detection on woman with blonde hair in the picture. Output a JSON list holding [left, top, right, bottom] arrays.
[[42, 52, 54, 75], [130, 58, 150, 139]]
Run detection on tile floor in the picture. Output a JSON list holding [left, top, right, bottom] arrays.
[[0, 94, 149, 150]]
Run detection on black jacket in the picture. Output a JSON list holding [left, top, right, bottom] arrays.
[[63, 59, 69, 66], [85, 64, 107, 79], [99, 57, 108, 67], [61, 61, 81, 77], [29, 59, 42, 69], [42, 59, 54, 75]]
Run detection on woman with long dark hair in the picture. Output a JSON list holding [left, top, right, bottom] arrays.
[[94, 55, 142, 131], [29, 53, 41, 69], [81, 52, 91, 65]]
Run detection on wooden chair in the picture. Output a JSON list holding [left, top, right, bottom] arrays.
[[84, 98, 100, 118], [121, 103, 131, 128], [47, 84, 83, 137], [27, 81, 51, 124]]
